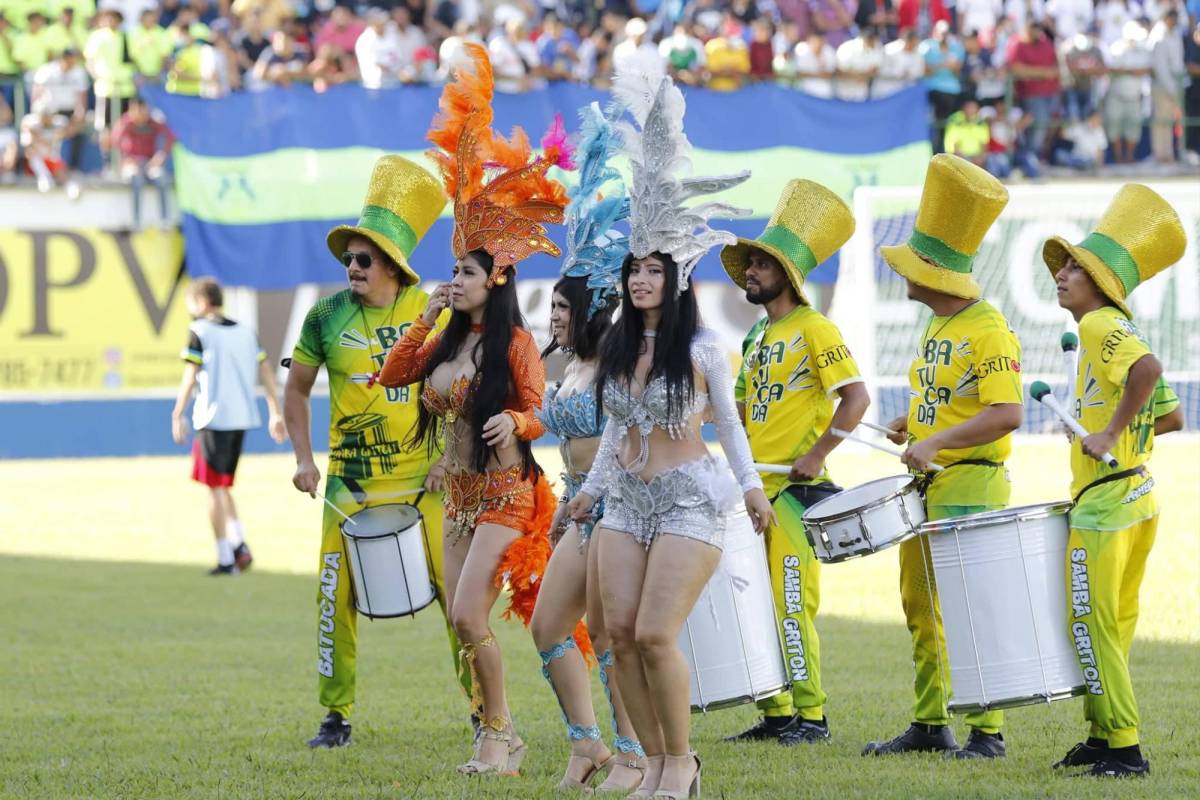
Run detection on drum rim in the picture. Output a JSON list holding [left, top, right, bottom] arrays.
[[340, 502, 423, 540], [354, 586, 438, 619], [920, 500, 1072, 534], [809, 527, 919, 563], [947, 684, 1085, 713], [689, 682, 791, 713], [801, 474, 918, 524]]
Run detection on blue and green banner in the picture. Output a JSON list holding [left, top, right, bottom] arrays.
[[146, 84, 932, 289]]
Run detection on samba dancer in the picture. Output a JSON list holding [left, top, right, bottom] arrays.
[[566, 61, 775, 799], [719, 180, 869, 745], [867, 155, 1023, 759], [378, 44, 565, 775], [1043, 185, 1186, 778], [528, 102, 648, 793], [284, 156, 468, 748]]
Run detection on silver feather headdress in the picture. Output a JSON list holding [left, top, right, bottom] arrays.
[[611, 54, 751, 294]]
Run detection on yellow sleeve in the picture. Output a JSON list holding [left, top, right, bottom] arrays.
[[1081, 312, 1153, 387], [972, 326, 1023, 406], [806, 316, 863, 396], [1152, 377, 1180, 418]]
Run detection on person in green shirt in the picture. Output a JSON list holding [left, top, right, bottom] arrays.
[[943, 100, 991, 168], [44, 7, 89, 56], [129, 8, 174, 82], [13, 12, 58, 74]]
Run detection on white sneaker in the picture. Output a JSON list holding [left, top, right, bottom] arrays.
[[65, 181, 81, 201], [37, 176, 52, 193]]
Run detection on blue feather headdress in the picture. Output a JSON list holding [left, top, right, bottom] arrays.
[[560, 101, 629, 318]]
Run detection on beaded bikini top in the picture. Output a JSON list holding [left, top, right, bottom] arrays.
[[538, 384, 606, 440]]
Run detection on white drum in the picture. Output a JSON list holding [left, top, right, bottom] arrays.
[[802, 475, 925, 563], [341, 504, 436, 619], [679, 510, 789, 712], [923, 502, 1085, 713]]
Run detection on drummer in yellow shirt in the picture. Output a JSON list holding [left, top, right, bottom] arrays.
[[721, 180, 869, 745], [1042, 184, 1187, 779], [866, 155, 1023, 760]]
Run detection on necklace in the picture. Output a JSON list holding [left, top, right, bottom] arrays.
[[921, 300, 979, 349], [643, 329, 657, 338], [359, 289, 401, 388], [469, 323, 483, 334]]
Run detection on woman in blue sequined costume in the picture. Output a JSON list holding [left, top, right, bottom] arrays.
[[528, 101, 648, 794]]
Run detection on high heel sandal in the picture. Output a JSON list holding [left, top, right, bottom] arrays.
[[651, 753, 700, 799], [558, 748, 610, 793], [594, 751, 646, 794], [625, 754, 664, 799], [457, 719, 526, 776]]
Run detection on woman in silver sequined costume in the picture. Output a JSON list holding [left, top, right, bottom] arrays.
[[528, 275, 648, 793], [566, 252, 776, 799]]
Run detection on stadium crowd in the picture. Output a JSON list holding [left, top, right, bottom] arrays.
[[1, 0, 1198, 201]]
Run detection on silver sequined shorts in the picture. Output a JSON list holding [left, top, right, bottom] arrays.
[[599, 455, 739, 550]]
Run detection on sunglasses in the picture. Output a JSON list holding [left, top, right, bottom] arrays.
[[341, 251, 374, 269]]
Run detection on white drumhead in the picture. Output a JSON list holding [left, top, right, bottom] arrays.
[[803, 475, 913, 520], [343, 504, 421, 539]]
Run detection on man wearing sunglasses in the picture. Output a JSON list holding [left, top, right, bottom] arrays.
[[283, 156, 469, 749]]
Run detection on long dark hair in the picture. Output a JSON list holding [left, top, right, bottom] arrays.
[[409, 250, 540, 478], [594, 252, 699, 423], [541, 275, 616, 361]]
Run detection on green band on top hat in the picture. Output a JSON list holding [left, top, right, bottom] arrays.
[[358, 204, 419, 258], [758, 225, 818, 275], [1077, 232, 1140, 296], [908, 229, 974, 274]]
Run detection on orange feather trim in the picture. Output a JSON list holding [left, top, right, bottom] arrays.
[[495, 474, 555, 628], [572, 620, 595, 667]]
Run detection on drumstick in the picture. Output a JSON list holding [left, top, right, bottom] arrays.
[[754, 462, 793, 475], [1061, 332, 1079, 407], [857, 419, 900, 437], [830, 428, 944, 471], [321, 495, 357, 526], [1030, 381, 1119, 467]]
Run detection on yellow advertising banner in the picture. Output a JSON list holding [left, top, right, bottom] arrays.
[[0, 229, 191, 392]]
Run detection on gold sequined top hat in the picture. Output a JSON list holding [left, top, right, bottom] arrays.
[[326, 156, 448, 285], [880, 154, 1009, 300], [721, 179, 855, 305], [1042, 184, 1186, 318]]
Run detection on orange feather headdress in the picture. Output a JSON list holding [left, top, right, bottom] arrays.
[[427, 44, 574, 286]]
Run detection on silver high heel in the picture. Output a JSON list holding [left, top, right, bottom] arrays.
[[651, 752, 700, 799], [626, 754, 664, 799]]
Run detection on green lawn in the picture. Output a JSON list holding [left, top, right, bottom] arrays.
[[3, 439, 1198, 799]]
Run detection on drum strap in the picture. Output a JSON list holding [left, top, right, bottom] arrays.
[[1071, 466, 1147, 506], [780, 481, 844, 508], [917, 459, 1004, 493]]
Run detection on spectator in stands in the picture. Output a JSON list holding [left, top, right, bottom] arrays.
[[0, 93, 17, 184], [1006, 19, 1061, 157], [944, 98, 990, 165], [13, 12, 57, 77], [921, 20, 965, 152], [810, 0, 859, 49], [437, 20, 482, 81], [231, 0, 295, 32], [0, 16, 18, 109], [357, 8, 401, 89], [21, 99, 82, 198], [857, 0, 899, 40], [112, 95, 175, 230], [835, 25, 884, 100], [130, 8, 174, 85], [612, 16, 661, 74], [1103, 20, 1151, 163], [1185, 21, 1200, 162], [315, 6, 366, 69], [574, 24, 612, 85], [234, 10, 271, 85], [962, 29, 1008, 106], [31, 48, 88, 171], [896, 0, 950, 38], [1060, 31, 1105, 122], [957, 0, 1001, 40], [537, 13, 580, 81], [46, 7, 88, 56], [1045, 0, 1094, 41], [309, 41, 360, 93], [1004, 0, 1047, 30], [1054, 110, 1108, 169], [166, 20, 221, 97], [661, 22, 707, 85], [749, 18, 776, 80], [210, 19, 243, 94], [489, 16, 543, 92], [981, 99, 1040, 177], [86, 7, 137, 166], [793, 29, 838, 97], [1096, 0, 1138, 49], [254, 29, 310, 88], [873, 27, 925, 96], [1149, 9, 1186, 162], [705, 20, 752, 90]]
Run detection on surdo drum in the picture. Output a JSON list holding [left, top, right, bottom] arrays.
[[801, 475, 926, 563], [679, 510, 790, 712], [923, 502, 1086, 712], [340, 503, 436, 619]]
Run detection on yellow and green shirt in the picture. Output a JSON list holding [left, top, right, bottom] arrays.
[[734, 305, 863, 498], [907, 300, 1023, 507], [1069, 306, 1161, 530], [291, 288, 436, 481]]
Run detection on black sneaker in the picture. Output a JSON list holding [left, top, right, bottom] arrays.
[[208, 564, 237, 576], [948, 730, 1006, 759], [307, 711, 352, 749], [1088, 755, 1150, 778], [723, 715, 798, 742], [863, 724, 958, 756], [233, 543, 253, 571], [779, 717, 831, 746], [1053, 741, 1108, 770]]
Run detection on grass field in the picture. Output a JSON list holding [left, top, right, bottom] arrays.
[[3, 438, 1198, 799]]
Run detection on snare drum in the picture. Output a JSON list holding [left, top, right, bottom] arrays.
[[341, 504, 436, 619], [802, 475, 925, 563], [679, 510, 789, 712], [923, 502, 1085, 713]]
